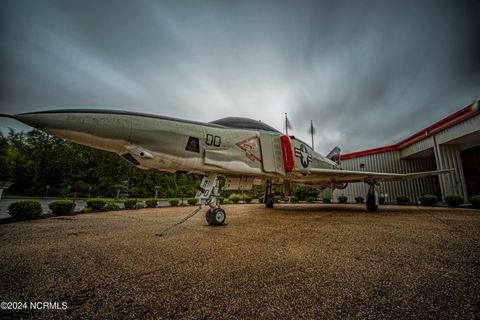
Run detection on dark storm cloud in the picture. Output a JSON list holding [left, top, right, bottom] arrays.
[[1, 0, 479, 153]]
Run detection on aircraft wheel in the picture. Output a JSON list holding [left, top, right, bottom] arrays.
[[205, 209, 213, 224], [266, 198, 274, 208], [366, 193, 377, 212], [210, 208, 226, 225]]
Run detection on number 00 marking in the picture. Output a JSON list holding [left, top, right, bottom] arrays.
[[206, 134, 221, 147]]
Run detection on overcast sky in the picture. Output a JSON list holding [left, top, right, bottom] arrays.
[[1, 0, 479, 154]]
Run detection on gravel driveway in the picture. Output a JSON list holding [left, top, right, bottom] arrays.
[[0, 204, 479, 319]]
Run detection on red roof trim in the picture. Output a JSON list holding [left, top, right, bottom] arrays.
[[340, 145, 397, 160], [341, 102, 479, 160]]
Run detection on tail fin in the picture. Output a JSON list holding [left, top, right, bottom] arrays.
[[326, 146, 341, 164]]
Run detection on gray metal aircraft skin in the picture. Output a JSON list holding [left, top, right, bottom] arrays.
[[12, 109, 451, 190]]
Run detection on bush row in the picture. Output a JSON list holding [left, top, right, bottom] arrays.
[[7, 193, 480, 220], [327, 194, 479, 208], [168, 198, 198, 206]]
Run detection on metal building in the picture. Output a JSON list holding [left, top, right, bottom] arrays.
[[334, 100, 480, 203]]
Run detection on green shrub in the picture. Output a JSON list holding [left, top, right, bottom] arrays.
[[145, 198, 158, 208], [379, 196, 386, 205], [306, 197, 315, 203], [169, 199, 179, 206], [49, 200, 75, 214], [223, 200, 230, 204], [445, 195, 464, 207], [81, 207, 92, 213], [468, 195, 480, 208], [104, 202, 120, 210], [124, 199, 137, 209], [187, 198, 198, 205], [137, 204, 145, 209], [274, 195, 281, 203], [245, 196, 252, 203], [8, 200, 42, 219], [229, 194, 241, 203], [323, 197, 331, 203], [218, 197, 224, 204], [354, 197, 364, 204], [292, 186, 320, 201], [86, 198, 107, 211], [419, 194, 438, 206], [396, 196, 410, 205], [290, 195, 298, 203], [338, 196, 348, 203]]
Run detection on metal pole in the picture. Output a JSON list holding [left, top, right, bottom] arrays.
[[285, 113, 288, 135], [311, 120, 314, 150], [432, 134, 446, 202]]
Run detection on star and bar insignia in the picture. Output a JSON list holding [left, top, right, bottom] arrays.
[[294, 144, 312, 168]]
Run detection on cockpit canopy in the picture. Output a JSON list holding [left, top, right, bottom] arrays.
[[210, 117, 280, 133]]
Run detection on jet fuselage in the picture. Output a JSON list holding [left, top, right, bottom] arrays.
[[14, 110, 337, 185]]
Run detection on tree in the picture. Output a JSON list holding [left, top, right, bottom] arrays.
[[0, 129, 203, 198]]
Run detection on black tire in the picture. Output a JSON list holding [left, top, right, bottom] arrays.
[[266, 198, 274, 208], [366, 193, 377, 212], [210, 208, 226, 225], [205, 209, 212, 224]]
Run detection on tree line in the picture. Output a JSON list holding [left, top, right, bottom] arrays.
[[0, 129, 202, 198]]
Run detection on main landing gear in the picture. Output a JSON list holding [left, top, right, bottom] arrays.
[[366, 182, 379, 212], [197, 173, 226, 226], [264, 183, 274, 208]]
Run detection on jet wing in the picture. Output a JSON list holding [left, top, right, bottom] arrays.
[[304, 168, 453, 184]]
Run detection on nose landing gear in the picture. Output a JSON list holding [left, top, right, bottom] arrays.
[[206, 207, 226, 225], [264, 182, 274, 208], [197, 173, 226, 226]]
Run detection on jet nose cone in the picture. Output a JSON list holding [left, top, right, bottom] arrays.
[[13, 112, 60, 131], [14, 109, 132, 142]]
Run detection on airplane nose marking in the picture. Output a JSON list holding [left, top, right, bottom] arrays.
[[294, 144, 312, 168]]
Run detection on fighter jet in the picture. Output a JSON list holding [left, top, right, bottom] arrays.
[[9, 109, 451, 225]]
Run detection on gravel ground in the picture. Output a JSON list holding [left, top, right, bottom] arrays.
[[0, 204, 479, 319]]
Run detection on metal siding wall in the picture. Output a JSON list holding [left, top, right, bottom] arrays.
[[401, 137, 434, 158], [436, 114, 480, 145], [437, 145, 468, 199], [337, 113, 479, 202], [338, 150, 439, 202], [400, 114, 479, 157]]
